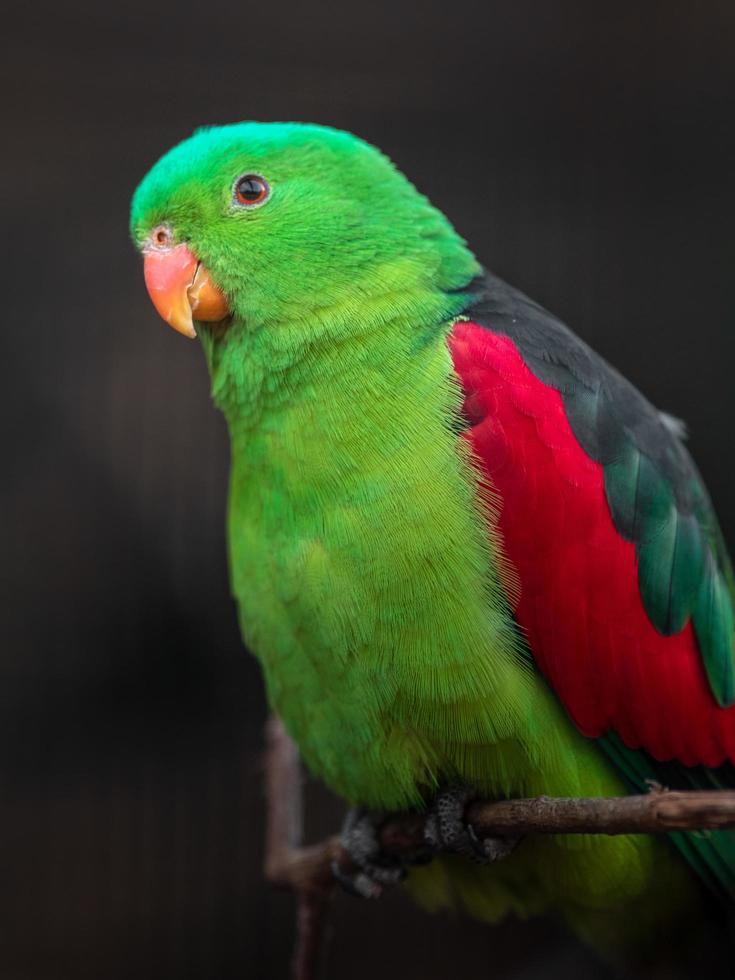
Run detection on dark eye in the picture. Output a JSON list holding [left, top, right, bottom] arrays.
[[233, 174, 270, 208]]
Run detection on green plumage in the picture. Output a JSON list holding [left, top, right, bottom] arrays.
[[131, 122, 712, 958], [607, 438, 735, 706], [563, 372, 735, 706], [602, 731, 735, 900]]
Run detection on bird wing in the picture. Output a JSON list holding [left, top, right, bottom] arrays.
[[450, 271, 735, 768]]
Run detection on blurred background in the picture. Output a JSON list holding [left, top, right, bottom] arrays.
[[3, 1, 735, 977]]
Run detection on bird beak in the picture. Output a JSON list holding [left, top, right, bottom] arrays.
[[143, 242, 230, 338]]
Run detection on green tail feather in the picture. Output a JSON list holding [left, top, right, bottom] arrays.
[[601, 731, 735, 899]]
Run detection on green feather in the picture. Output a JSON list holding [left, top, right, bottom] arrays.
[[596, 399, 735, 703], [694, 557, 735, 705], [601, 731, 735, 900]]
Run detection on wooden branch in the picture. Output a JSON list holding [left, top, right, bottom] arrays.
[[264, 716, 335, 980], [263, 715, 735, 980]]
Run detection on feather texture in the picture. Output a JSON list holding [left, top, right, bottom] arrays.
[[459, 271, 735, 710], [451, 301, 735, 766]]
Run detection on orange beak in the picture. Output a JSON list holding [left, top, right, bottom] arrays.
[[143, 242, 230, 338]]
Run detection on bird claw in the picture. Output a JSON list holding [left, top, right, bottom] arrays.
[[424, 785, 521, 864], [332, 807, 406, 899], [333, 787, 520, 897]]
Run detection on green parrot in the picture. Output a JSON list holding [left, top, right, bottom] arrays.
[[130, 121, 735, 968]]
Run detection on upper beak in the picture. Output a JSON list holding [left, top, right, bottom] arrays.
[[143, 242, 230, 338]]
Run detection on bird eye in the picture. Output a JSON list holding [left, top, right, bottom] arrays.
[[233, 174, 270, 208]]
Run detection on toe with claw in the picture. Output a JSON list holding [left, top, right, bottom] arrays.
[[424, 785, 521, 864], [332, 807, 405, 899]]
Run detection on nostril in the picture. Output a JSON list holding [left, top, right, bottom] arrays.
[[152, 225, 171, 247]]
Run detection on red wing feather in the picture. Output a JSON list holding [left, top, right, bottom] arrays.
[[450, 320, 735, 767]]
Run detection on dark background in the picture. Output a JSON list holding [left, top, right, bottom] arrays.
[[3, 1, 735, 977]]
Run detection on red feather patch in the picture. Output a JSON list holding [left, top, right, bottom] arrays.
[[450, 319, 735, 767]]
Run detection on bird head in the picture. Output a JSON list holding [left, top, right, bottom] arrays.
[[131, 122, 479, 404]]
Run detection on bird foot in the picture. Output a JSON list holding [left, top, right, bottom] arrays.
[[333, 787, 519, 898], [332, 807, 407, 899], [424, 785, 520, 863]]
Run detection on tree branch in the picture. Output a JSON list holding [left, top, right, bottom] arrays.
[[263, 715, 735, 980], [263, 716, 336, 980]]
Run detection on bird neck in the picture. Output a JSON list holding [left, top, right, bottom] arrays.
[[199, 253, 482, 439]]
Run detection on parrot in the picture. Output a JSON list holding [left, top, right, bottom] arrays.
[[131, 121, 735, 971]]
